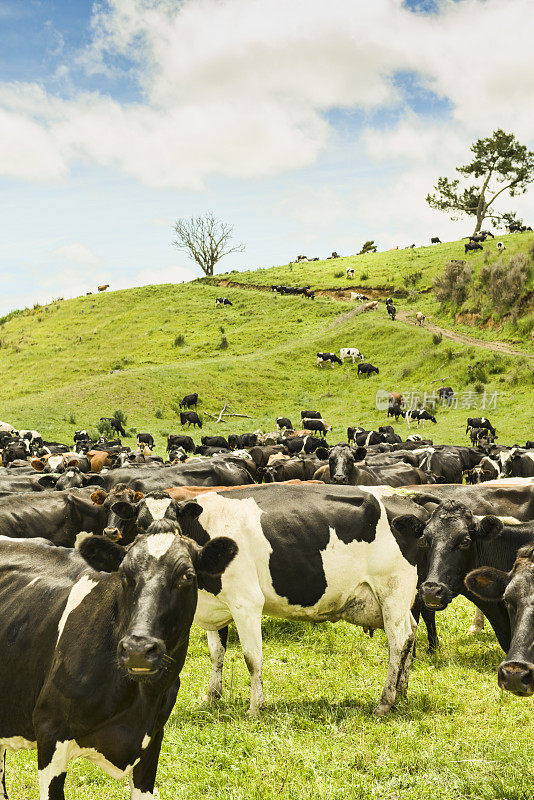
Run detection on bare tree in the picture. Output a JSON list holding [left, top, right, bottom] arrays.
[[172, 213, 245, 276]]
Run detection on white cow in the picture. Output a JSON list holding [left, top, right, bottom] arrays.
[[340, 347, 364, 363]]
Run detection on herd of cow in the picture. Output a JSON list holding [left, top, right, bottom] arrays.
[[0, 407, 533, 798]]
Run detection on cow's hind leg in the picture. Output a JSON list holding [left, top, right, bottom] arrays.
[[230, 605, 264, 715], [0, 747, 8, 800], [375, 599, 417, 715], [203, 627, 228, 702], [37, 740, 73, 800]]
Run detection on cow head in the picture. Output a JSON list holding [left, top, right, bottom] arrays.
[[106, 490, 206, 542], [328, 444, 367, 485], [79, 520, 237, 681], [466, 545, 534, 697], [90, 485, 145, 544], [393, 500, 503, 610]]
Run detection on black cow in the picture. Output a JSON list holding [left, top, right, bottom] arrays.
[[357, 362, 379, 377], [317, 352, 342, 368], [180, 411, 202, 428], [431, 237, 441, 244], [465, 242, 483, 254], [201, 436, 230, 450], [276, 417, 293, 430], [500, 448, 534, 478], [100, 417, 127, 437], [466, 545, 534, 695], [215, 297, 232, 306], [179, 393, 199, 409], [167, 434, 195, 453], [324, 444, 427, 487], [302, 419, 332, 437], [437, 387, 454, 403], [0, 490, 106, 546], [137, 433, 154, 449], [388, 403, 405, 421], [0, 522, 236, 799], [301, 410, 322, 420], [466, 417, 496, 437], [415, 448, 462, 484], [99, 458, 255, 493], [228, 433, 259, 450], [393, 500, 534, 652]]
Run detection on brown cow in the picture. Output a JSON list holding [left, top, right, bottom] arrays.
[[389, 392, 403, 406], [363, 301, 379, 312], [87, 450, 113, 472], [98, 284, 109, 292]]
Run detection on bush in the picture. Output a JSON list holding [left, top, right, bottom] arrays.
[[113, 409, 128, 428], [479, 253, 531, 310], [467, 361, 487, 384], [360, 272, 369, 281], [155, 408, 163, 419], [68, 413, 76, 425], [334, 270, 343, 278], [218, 335, 229, 350], [433, 261, 473, 305], [432, 332, 443, 346], [403, 270, 422, 288], [173, 334, 185, 347], [96, 419, 113, 437]]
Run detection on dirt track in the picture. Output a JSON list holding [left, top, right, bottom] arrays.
[[214, 279, 533, 361]]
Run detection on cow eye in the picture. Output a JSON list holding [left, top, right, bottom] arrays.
[[418, 537, 429, 549], [458, 537, 471, 549], [179, 572, 194, 585]]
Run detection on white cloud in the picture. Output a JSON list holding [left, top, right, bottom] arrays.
[[0, 0, 531, 190], [51, 243, 102, 268]]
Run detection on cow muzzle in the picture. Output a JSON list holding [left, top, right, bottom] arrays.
[[420, 581, 450, 610], [118, 634, 166, 678], [498, 661, 534, 696], [104, 527, 122, 542], [331, 474, 349, 485]]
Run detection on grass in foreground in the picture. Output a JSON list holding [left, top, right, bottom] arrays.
[[7, 598, 534, 799]]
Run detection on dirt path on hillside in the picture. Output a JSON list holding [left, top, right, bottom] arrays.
[[213, 279, 533, 361]]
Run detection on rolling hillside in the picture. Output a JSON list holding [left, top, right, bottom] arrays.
[[1, 234, 533, 452]]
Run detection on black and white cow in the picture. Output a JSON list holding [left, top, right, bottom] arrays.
[[466, 417, 496, 437], [215, 297, 232, 306], [300, 410, 322, 420], [386, 302, 396, 321], [137, 433, 154, 449], [0, 523, 236, 799], [465, 242, 483, 254], [340, 348, 364, 363], [357, 362, 379, 378], [466, 544, 534, 696], [143, 484, 420, 715], [346, 268, 355, 279], [317, 352, 342, 368], [180, 411, 202, 428], [406, 410, 437, 428]]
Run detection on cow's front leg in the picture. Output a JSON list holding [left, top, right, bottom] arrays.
[[375, 598, 417, 715], [203, 627, 228, 702], [129, 729, 164, 800], [231, 605, 264, 715], [0, 747, 8, 800], [37, 740, 73, 800]]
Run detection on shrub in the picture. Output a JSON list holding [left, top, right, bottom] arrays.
[[432, 332, 443, 346], [360, 272, 369, 281], [96, 419, 113, 437], [467, 361, 487, 384], [218, 335, 229, 350], [473, 382, 485, 394], [155, 408, 163, 419], [479, 253, 531, 310], [334, 270, 343, 278], [68, 413, 76, 425], [403, 270, 422, 288], [173, 334, 185, 347], [433, 261, 473, 305], [444, 347, 455, 362]]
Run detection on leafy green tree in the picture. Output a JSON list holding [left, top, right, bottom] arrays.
[[426, 130, 534, 234], [358, 240, 377, 255]]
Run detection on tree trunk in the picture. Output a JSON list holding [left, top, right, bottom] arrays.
[[473, 195, 486, 235]]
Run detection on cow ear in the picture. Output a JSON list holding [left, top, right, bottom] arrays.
[[67, 459, 79, 468], [79, 535, 125, 572], [110, 501, 139, 519], [464, 567, 509, 601], [177, 500, 203, 520], [392, 514, 426, 538], [315, 447, 329, 460], [133, 491, 145, 503], [37, 474, 58, 488], [30, 458, 45, 472], [476, 516, 503, 540], [196, 537, 238, 576], [90, 489, 108, 505], [352, 446, 366, 462]]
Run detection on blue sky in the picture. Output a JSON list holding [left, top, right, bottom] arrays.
[[0, 0, 532, 313]]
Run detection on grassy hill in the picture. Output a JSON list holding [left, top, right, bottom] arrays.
[[0, 233, 533, 451]]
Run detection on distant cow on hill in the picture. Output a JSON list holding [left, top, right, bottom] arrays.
[[179, 393, 198, 409], [317, 352, 342, 368], [431, 237, 441, 244], [180, 411, 202, 428], [98, 284, 109, 292]]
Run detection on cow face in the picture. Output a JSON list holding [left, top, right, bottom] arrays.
[[328, 445, 366, 485], [90, 486, 145, 544], [393, 501, 503, 610], [108, 491, 200, 542], [466, 546, 534, 696], [80, 523, 237, 681]]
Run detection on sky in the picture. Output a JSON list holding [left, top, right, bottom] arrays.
[[0, 0, 533, 314]]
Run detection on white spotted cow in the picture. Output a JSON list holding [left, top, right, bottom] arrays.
[[340, 347, 365, 363]]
